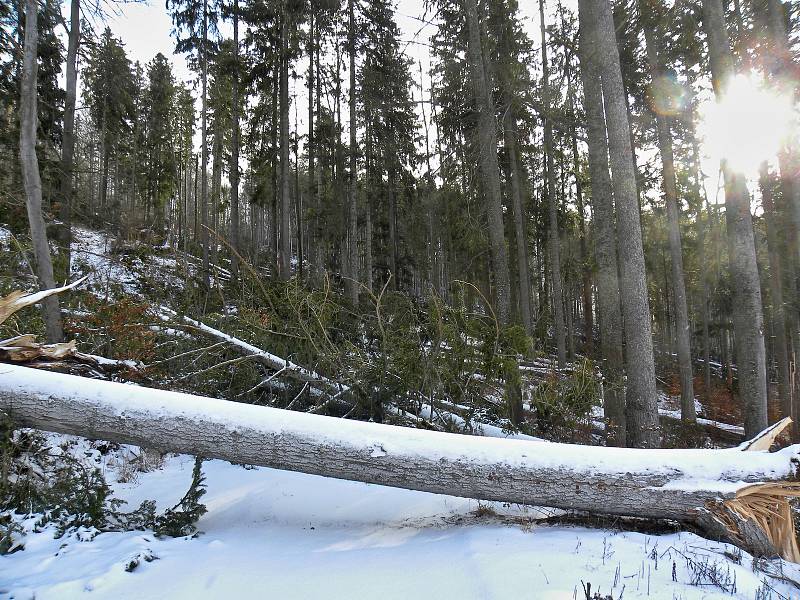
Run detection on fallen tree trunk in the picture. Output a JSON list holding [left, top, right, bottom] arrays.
[[1, 364, 799, 560], [157, 307, 348, 400]]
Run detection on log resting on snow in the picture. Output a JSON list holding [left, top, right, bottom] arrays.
[[1, 364, 799, 559]]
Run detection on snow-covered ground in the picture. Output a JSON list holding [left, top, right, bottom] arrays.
[[70, 226, 182, 297], [1, 224, 793, 598], [3, 436, 800, 599]]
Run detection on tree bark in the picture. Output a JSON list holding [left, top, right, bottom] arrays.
[[19, 0, 63, 344], [566, 67, 593, 356], [463, 0, 511, 326], [307, 9, 316, 285], [539, 0, 567, 367], [278, 2, 291, 280], [502, 110, 533, 338], [229, 0, 241, 283], [761, 164, 792, 421], [388, 165, 399, 288], [346, 0, 359, 304], [701, 0, 768, 437], [2, 363, 800, 561], [211, 125, 222, 266], [57, 0, 79, 276], [200, 0, 210, 292], [591, 0, 660, 447], [641, 24, 695, 422], [578, 1, 625, 446]]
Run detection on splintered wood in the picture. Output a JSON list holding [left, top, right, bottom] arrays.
[[698, 418, 800, 562]]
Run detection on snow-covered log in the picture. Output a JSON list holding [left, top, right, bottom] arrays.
[[1, 364, 799, 560]]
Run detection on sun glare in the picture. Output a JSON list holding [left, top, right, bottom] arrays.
[[699, 73, 796, 179]]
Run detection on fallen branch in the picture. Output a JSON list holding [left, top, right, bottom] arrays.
[[0, 276, 87, 325], [158, 307, 348, 399], [0, 278, 139, 377], [1, 364, 799, 560]]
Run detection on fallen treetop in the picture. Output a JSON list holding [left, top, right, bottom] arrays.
[[1, 363, 799, 560], [157, 306, 348, 399]]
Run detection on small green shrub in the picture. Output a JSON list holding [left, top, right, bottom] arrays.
[[531, 358, 601, 440]]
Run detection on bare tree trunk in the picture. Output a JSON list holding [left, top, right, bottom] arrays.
[[591, 0, 660, 447], [641, 24, 695, 422], [314, 30, 324, 281], [503, 110, 533, 338], [229, 0, 241, 283], [294, 108, 304, 282], [388, 165, 398, 288], [57, 0, 79, 276], [539, 0, 566, 367], [270, 61, 279, 270], [419, 63, 438, 297], [200, 0, 210, 291], [346, 0, 359, 304], [19, 0, 63, 343], [701, 0, 768, 437], [567, 68, 593, 355], [100, 132, 110, 213], [307, 9, 316, 285], [278, 2, 291, 280], [578, 17, 626, 445], [463, 0, 511, 326], [211, 126, 222, 267], [685, 75, 713, 397], [761, 164, 792, 420]]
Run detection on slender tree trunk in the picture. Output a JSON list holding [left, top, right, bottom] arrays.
[[211, 127, 222, 269], [314, 28, 323, 281], [503, 110, 533, 338], [271, 61, 279, 270], [388, 165, 398, 288], [701, 0, 768, 437], [761, 164, 792, 420], [100, 135, 110, 213], [307, 9, 316, 285], [539, 0, 566, 367], [642, 24, 695, 421], [229, 0, 241, 283], [201, 0, 210, 291], [364, 116, 375, 294], [294, 108, 304, 282], [766, 0, 800, 438], [278, 3, 291, 280], [57, 0, 79, 276], [365, 184, 373, 294], [590, 0, 660, 447], [19, 0, 63, 343], [566, 64, 593, 355], [346, 0, 359, 303], [419, 63, 438, 296], [685, 74, 713, 397], [463, 0, 511, 326]]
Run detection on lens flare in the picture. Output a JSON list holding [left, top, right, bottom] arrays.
[[699, 73, 796, 178]]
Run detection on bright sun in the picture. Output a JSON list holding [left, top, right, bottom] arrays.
[[699, 73, 796, 179]]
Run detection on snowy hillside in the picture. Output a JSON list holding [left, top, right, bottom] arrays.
[[4, 436, 800, 600]]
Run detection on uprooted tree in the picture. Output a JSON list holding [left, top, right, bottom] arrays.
[[1, 363, 800, 562]]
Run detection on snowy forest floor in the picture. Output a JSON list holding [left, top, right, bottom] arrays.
[[3, 226, 800, 598], [4, 434, 800, 600]]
